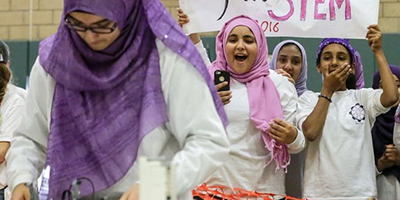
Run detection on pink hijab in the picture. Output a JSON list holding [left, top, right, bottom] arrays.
[[209, 15, 289, 172]]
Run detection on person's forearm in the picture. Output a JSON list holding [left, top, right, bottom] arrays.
[[0, 142, 10, 163], [376, 50, 399, 107], [377, 160, 385, 172], [302, 88, 333, 141], [189, 33, 201, 45]]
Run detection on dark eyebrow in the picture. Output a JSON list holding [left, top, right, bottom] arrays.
[[278, 54, 301, 59], [337, 51, 349, 55], [322, 52, 333, 55], [228, 34, 238, 37], [243, 35, 255, 40], [67, 15, 82, 24], [92, 18, 112, 25], [68, 14, 111, 26]]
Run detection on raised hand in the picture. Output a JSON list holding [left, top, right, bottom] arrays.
[[176, 8, 201, 44], [177, 8, 189, 27], [366, 25, 382, 53]]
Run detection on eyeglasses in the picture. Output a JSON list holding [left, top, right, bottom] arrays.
[[64, 15, 117, 34]]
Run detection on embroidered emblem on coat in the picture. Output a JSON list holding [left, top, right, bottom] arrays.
[[349, 103, 365, 123]]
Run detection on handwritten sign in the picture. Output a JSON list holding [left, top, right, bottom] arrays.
[[179, 0, 379, 39]]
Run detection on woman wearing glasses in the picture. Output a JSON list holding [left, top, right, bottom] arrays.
[[7, 0, 230, 200]]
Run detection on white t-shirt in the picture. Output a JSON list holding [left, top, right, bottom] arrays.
[[296, 89, 389, 200], [0, 84, 26, 188], [205, 70, 305, 195], [6, 39, 230, 200], [195, 41, 305, 195], [376, 174, 400, 200]]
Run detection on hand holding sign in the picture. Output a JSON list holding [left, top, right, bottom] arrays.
[[366, 25, 382, 53]]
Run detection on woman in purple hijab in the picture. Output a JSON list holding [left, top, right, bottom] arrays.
[[6, 0, 230, 199], [296, 25, 399, 199], [372, 65, 400, 200], [269, 39, 366, 198]]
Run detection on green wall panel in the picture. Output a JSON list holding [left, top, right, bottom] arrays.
[[4, 34, 400, 91], [7, 41, 29, 88]]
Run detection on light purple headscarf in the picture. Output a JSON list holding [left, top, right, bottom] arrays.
[[209, 15, 289, 172], [316, 38, 365, 89], [270, 40, 308, 96], [39, 0, 227, 198]]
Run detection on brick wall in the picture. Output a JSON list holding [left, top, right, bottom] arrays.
[[0, 0, 61, 40], [379, 0, 400, 32], [0, 0, 398, 41]]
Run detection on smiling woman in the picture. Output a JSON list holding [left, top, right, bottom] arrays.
[[224, 25, 258, 74], [192, 15, 305, 199]]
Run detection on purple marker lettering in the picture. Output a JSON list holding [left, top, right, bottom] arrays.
[[314, 0, 327, 20], [268, 0, 294, 21]]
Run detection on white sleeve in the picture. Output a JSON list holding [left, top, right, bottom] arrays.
[[0, 96, 25, 142], [296, 91, 318, 132], [358, 89, 389, 123], [287, 127, 306, 154], [158, 41, 230, 195], [272, 73, 305, 154], [194, 40, 212, 67], [6, 58, 53, 191]]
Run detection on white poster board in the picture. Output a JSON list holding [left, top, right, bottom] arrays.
[[179, 0, 379, 39]]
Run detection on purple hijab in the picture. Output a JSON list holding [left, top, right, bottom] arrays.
[[316, 38, 365, 89], [372, 65, 400, 181], [39, 0, 227, 198], [270, 40, 308, 96]]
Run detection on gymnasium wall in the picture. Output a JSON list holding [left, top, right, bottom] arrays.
[[2, 0, 400, 91]]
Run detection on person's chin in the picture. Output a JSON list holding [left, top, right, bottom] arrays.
[[392, 100, 400, 108], [232, 63, 251, 74], [88, 42, 107, 51], [90, 45, 106, 51]]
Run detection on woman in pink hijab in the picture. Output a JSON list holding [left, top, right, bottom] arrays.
[[196, 15, 305, 199]]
